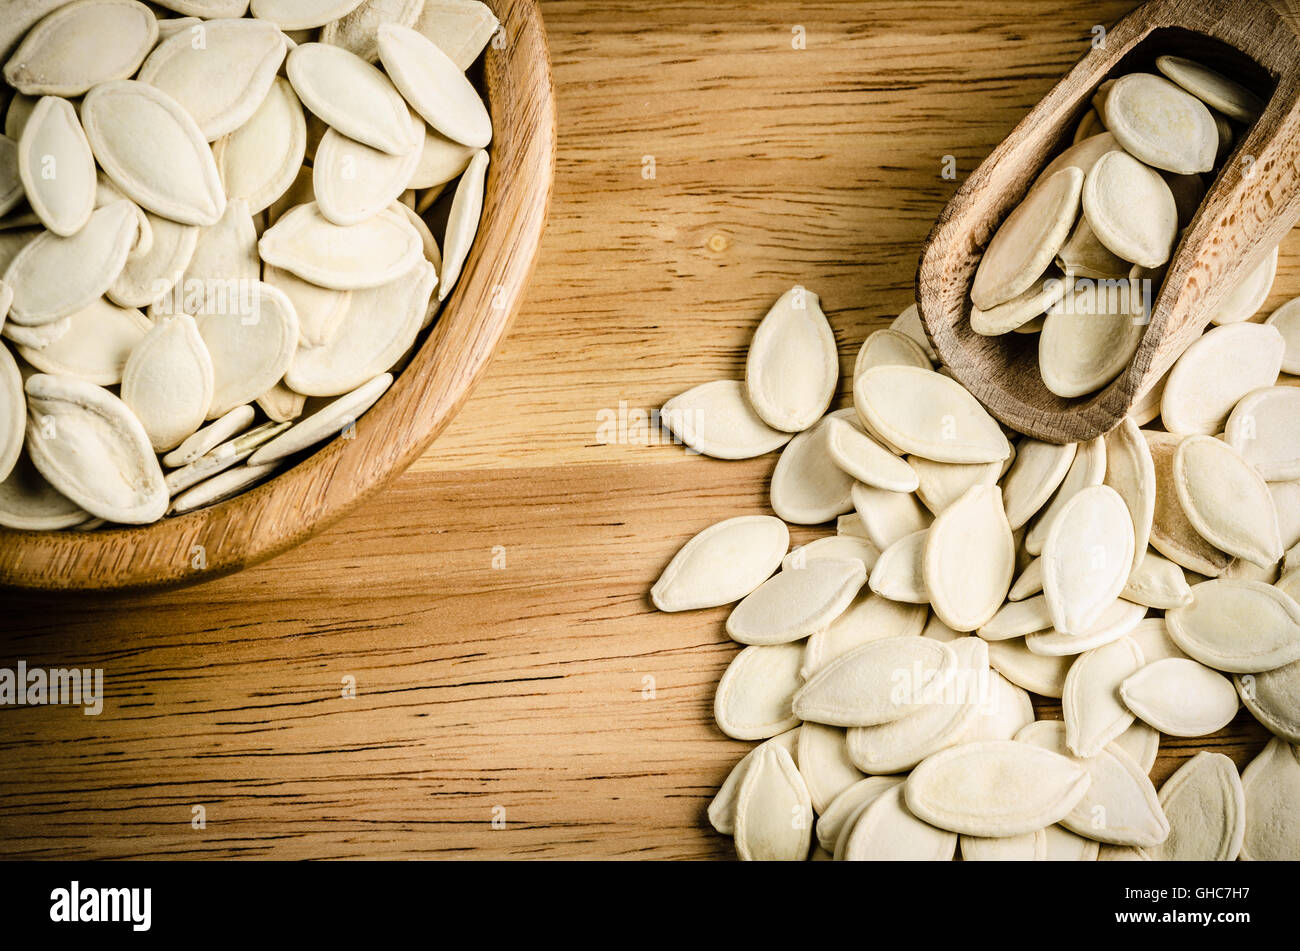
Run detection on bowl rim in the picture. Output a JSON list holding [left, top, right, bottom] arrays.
[[0, 0, 557, 591]]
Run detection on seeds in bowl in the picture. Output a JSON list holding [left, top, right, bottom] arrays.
[[0, 0, 499, 527]]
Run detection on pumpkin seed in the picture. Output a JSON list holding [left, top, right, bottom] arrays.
[[856, 365, 1011, 464], [799, 593, 925, 679], [0, 448, 89, 528], [321, 0, 422, 64], [650, 514, 788, 612], [409, 125, 475, 189], [707, 727, 799, 836], [782, 533, 877, 573], [1237, 658, 1300, 744], [1103, 417, 1155, 573], [414, 0, 498, 70], [825, 416, 917, 492], [1000, 438, 1076, 531], [313, 113, 423, 226], [660, 380, 792, 460], [1120, 657, 1239, 735], [1224, 385, 1300, 481], [1024, 435, 1105, 555], [1144, 430, 1231, 576], [435, 147, 485, 301], [797, 722, 863, 814], [909, 454, 1003, 516], [850, 480, 931, 549], [1063, 636, 1145, 758], [726, 558, 865, 646], [1042, 484, 1134, 635], [1103, 72, 1217, 174], [968, 667, 1034, 741], [986, 637, 1071, 698], [1008, 556, 1044, 601], [257, 201, 421, 289], [196, 280, 297, 417], [923, 484, 1014, 632], [4, 0, 158, 97], [1173, 434, 1282, 569], [814, 775, 902, 852], [107, 209, 197, 308], [212, 76, 306, 215], [250, 0, 369, 30], [770, 412, 856, 525], [1056, 217, 1129, 279], [970, 166, 1082, 310], [169, 458, 280, 514], [286, 42, 416, 156], [1081, 150, 1178, 267], [1209, 246, 1277, 325], [978, 594, 1052, 641], [162, 403, 254, 468], [970, 273, 1068, 336], [1122, 550, 1193, 609], [841, 782, 956, 861], [162, 419, 287, 495], [714, 643, 804, 741], [377, 22, 491, 149], [1166, 578, 1300, 673], [121, 313, 213, 450], [889, 302, 935, 361], [255, 380, 305, 423], [17, 95, 95, 236], [1160, 322, 1285, 435], [1155, 55, 1263, 123], [1239, 738, 1300, 860], [1144, 752, 1244, 860], [853, 327, 930, 377], [24, 372, 167, 522], [1024, 599, 1147, 657], [792, 636, 955, 727], [15, 296, 149, 384], [905, 740, 1091, 837]]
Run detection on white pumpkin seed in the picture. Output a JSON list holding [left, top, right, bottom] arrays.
[[1166, 578, 1300, 673], [850, 480, 931, 549], [1102, 416, 1155, 573], [923, 484, 1014, 632], [739, 286, 839, 434], [853, 327, 930, 378], [889, 302, 935, 361], [0, 342, 25, 481], [793, 636, 955, 727], [909, 454, 1002, 516], [1120, 657, 1239, 735], [413, 0, 498, 70], [250, 0, 368, 30], [978, 594, 1052, 641], [970, 273, 1068, 336], [1001, 438, 1076, 531], [797, 722, 864, 814], [162, 403, 254, 468], [4, 0, 158, 97], [825, 416, 917, 491], [1103, 72, 1217, 174], [1008, 556, 1044, 600], [1042, 484, 1134, 635], [1025, 599, 1147, 657], [732, 743, 813, 861], [1144, 752, 1244, 860], [970, 166, 1083, 310], [842, 782, 956, 861], [960, 828, 1047, 860], [1145, 430, 1231, 576], [815, 775, 902, 852], [1126, 616, 1189, 664], [1239, 738, 1300, 860], [856, 365, 1010, 464], [1173, 434, 1282, 569], [1123, 550, 1193, 609], [967, 667, 1035, 741], [1155, 55, 1263, 123], [1023, 436, 1107, 555], [107, 209, 197, 308], [726, 558, 865, 646], [258, 201, 421, 289], [196, 280, 297, 417], [800, 593, 926, 679], [1081, 149, 1178, 267], [169, 458, 280, 514], [986, 637, 1072, 698], [285, 42, 416, 156], [1063, 636, 1145, 758], [435, 147, 486, 301], [212, 76, 306, 215], [0, 448, 89, 528], [1056, 217, 1129, 279], [650, 514, 788, 612], [1039, 282, 1145, 398], [1209, 246, 1277, 325], [263, 264, 350, 349], [781, 533, 877, 573], [770, 412, 856, 525], [707, 727, 799, 836], [408, 126, 475, 189], [313, 113, 423, 226], [255, 380, 305, 423], [162, 419, 286, 495], [905, 740, 1091, 837], [16, 296, 149, 384], [1018, 720, 1168, 847], [1237, 658, 1300, 744], [173, 196, 258, 316], [17, 95, 95, 236], [321, 0, 422, 64], [3, 199, 136, 324], [1160, 322, 1285, 435], [121, 313, 213, 450], [714, 643, 804, 740], [1224, 385, 1300, 482], [660, 381, 793, 462], [868, 529, 928, 603], [377, 22, 491, 150], [23, 372, 167, 522]]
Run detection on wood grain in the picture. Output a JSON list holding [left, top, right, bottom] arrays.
[[920, 0, 1300, 443], [0, 0, 557, 591], [1, 0, 1296, 860]]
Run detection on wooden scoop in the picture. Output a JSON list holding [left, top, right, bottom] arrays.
[[917, 0, 1300, 443]]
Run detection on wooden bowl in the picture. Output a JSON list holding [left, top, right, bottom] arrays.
[[0, 0, 556, 591], [918, 0, 1300, 443]]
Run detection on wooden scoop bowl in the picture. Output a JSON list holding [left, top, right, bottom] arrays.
[[918, 0, 1300, 444]]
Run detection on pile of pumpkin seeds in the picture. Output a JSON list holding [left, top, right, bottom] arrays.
[[654, 56, 1300, 861], [970, 56, 1274, 397], [0, 0, 497, 528]]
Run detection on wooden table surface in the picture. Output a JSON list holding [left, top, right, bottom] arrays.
[[0, 0, 1292, 859]]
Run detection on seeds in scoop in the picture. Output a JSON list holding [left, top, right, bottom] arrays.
[[285, 261, 435, 396], [17, 96, 96, 236], [1240, 738, 1300, 860], [1081, 149, 1178, 267], [970, 166, 1082, 310], [1210, 246, 1277, 325], [1122, 550, 1193, 609], [1056, 217, 1129, 279], [4, 199, 137, 325], [1145, 752, 1244, 861], [714, 643, 804, 740], [1224, 385, 1300, 481], [742, 286, 837, 434], [904, 740, 1091, 838], [15, 297, 150, 385], [81, 80, 226, 226], [797, 722, 863, 814], [856, 365, 1010, 464], [969, 273, 1067, 336], [1038, 281, 1145, 398], [923, 484, 1014, 632], [726, 558, 865, 646], [732, 744, 813, 861], [824, 416, 917, 491], [799, 593, 925, 679], [1024, 435, 1105, 555], [377, 23, 492, 149], [868, 529, 928, 603], [121, 314, 213, 451], [258, 202, 422, 289], [792, 637, 955, 728], [1173, 435, 1282, 569], [4, 0, 158, 97], [1063, 636, 1144, 758], [1167, 578, 1300, 673], [650, 515, 788, 612], [1155, 54, 1263, 123], [707, 727, 799, 835], [659, 379, 791, 460], [769, 413, 856, 525], [1019, 720, 1168, 847], [436, 148, 488, 302], [1144, 430, 1231, 576], [213, 76, 307, 216], [1103, 72, 1217, 174], [1160, 322, 1285, 435], [1042, 484, 1134, 635], [286, 42, 417, 156], [1120, 657, 1239, 736], [23, 372, 167, 523]]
